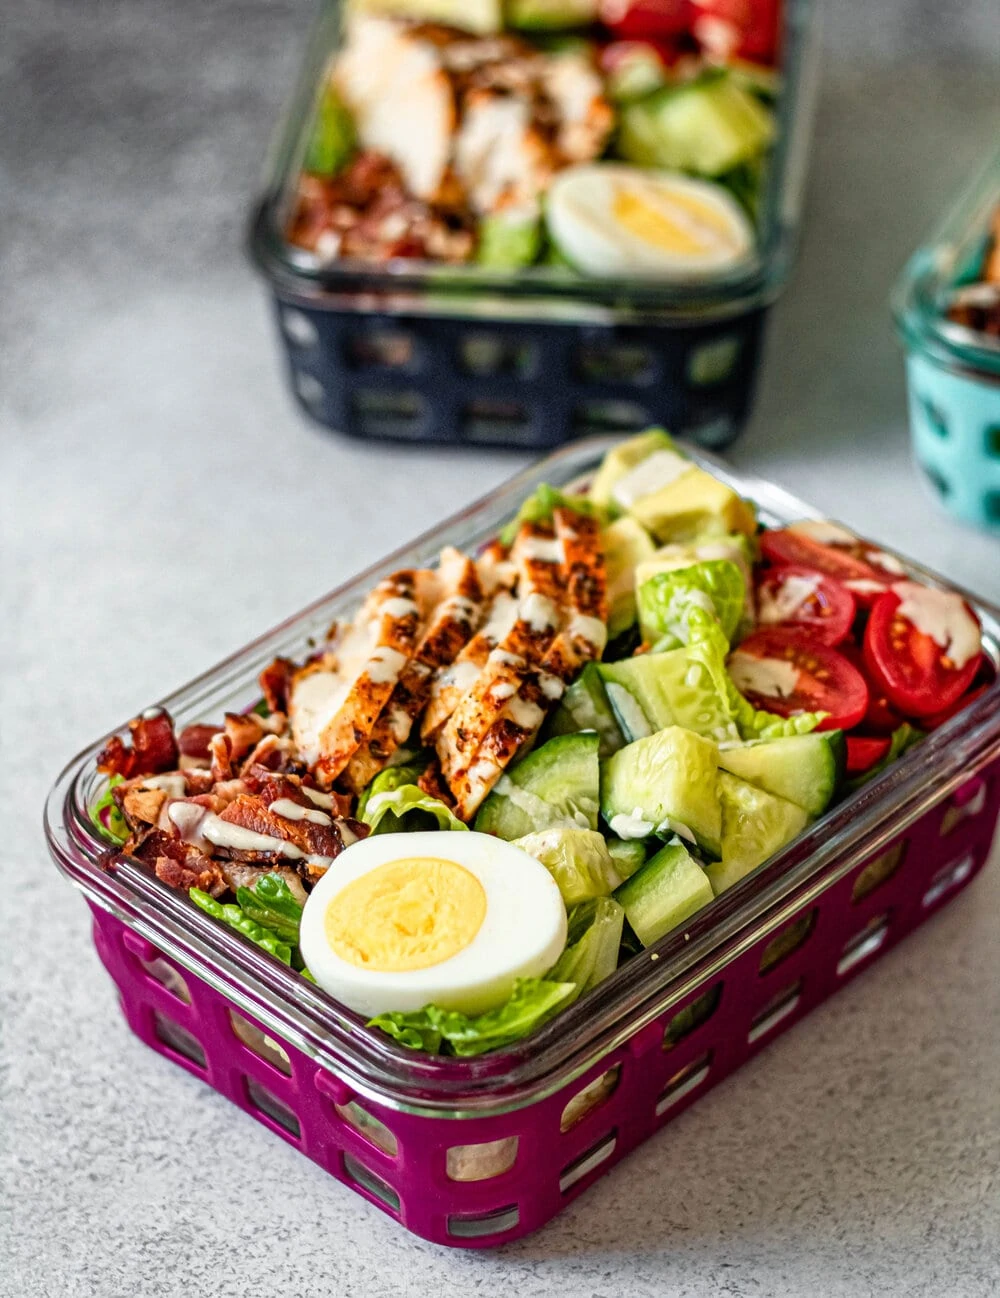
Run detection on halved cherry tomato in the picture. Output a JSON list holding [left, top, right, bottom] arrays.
[[759, 527, 898, 606], [838, 640, 907, 733], [601, 0, 690, 39], [923, 683, 989, 729], [728, 628, 869, 731], [755, 564, 855, 647], [689, 0, 781, 62], [845, 735, 891, 775], [863, 589, 982, 719]]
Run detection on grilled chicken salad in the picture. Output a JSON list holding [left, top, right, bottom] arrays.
[[285, 0, 782, 275], [93, 432, 989, 1055]]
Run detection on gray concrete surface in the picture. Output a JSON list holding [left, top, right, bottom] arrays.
[[2, 2, 1000, 1295]]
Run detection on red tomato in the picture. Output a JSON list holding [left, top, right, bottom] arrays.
[[924, 684, 989, 730], [601, 0, 691, 39], [728, 628, 869, 731], [759, 527, 898, 606], [838, 640, 907, 733], [756, 564, 855, 646], [689, 0, 781, 62], [845, 735, 891, 775], [863, 589, 982, 719]]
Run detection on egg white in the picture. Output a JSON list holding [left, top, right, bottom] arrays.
[[299, 831, 568, 1019], [546, 163, 755, 279]]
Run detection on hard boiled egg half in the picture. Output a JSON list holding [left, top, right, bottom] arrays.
[[299, 831, 567, 1018], [546, 163, 755, 278]]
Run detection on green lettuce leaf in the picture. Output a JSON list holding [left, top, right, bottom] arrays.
[[549, 896, 625, 992], [477, 212, 541, 268], [369, 977, 579, 1056], [724, 675, 826, 740], [235, 874, 304, 946], [189, 888, 293, 965], [305, 84, 355, 176], [359, 782, 468, 836], [638, 558, 746, 649], [514, 827, 621, 906], [89, 775, 128, 845]]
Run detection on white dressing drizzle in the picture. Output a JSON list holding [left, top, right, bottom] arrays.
[[728, 653, 800, 700], [759, 572, 822, 623], [891, 582, 981, 668], [269, 797, 332, 826]]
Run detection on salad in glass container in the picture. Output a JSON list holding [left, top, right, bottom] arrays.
[[285, 0, 786, 277], [91, 432, 990, 1056]]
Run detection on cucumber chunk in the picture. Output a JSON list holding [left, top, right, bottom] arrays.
[[613, 842, 714, 946], [546, 662, 625, 758], [475, 732, 599, 840], [605, 835, 648, 881], [599, 647, 734, 743], [705, 771, 810, 895], [514, 827, 620, 906], [600, 726, 721, 857], [618, 72, 776, 177], [717, 732, 845, 816]]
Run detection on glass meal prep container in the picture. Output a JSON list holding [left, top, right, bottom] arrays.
[[45, 436, 1000, 1248], [893, 146, 1000, 532], [249, 0, 819, 452]]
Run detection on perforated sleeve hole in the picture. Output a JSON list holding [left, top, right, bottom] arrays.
[[343, 1155, 401, 1212], [294, 371, 325, 409], [687, 335, 741, 387], [346, 331, 416, 369], [758, 909, 817, 975], [940, 781, 988, 836], [461, 399, 531, 443], [446, 1204, 520, 1238], [281, 309, 319, 349], [748, 979, 803, 1043], [920, 396, 949, 438], [459, 333, 536, 378], [573, 400, 649, 436], [446, 1136, 518, 1182], [662, 983, 722, 1050], [560, 1064, 621, 1133], [349, 390, 426, 438], [655, 1050, 713, 1116], [335, 1100, 398, 1158], [837, 913, 891, 976], [852, 840, 908, 903], [559, 1131, 617, 1194], [244, 1078, 300, 1138], [152, 1011, 205, 1070], [229, 1010, 292, 1076], [137, 954, 191, 1004], [922, 853, 975, 908], [575, 342, 656, 385]]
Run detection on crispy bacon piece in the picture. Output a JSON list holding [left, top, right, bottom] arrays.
[[216, 795, 346, 861], [218, 862, 308, 904], [178, 724, 222, 760], [120, 785, 168, 830], [259, 657, 296, 716], [242, 764, 353, 820], [132, 831, 226, 897], [97, 710, 179, 779]]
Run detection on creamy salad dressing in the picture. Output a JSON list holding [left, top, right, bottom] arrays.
[[200, 814, 335, 870], [608, 810, 655, 840], [891, 582, 980, 667], [728, 654, 800, 700], [269, 797, 333, 826], [519, 537, 564, 564], [758, 572, 822, 623], [141, 773, 188, 799]]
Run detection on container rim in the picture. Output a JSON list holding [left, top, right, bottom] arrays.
[[246, 0, 818, 323], [44, 436, 1000, 1117]]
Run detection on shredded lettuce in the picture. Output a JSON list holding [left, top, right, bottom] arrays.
[[369, 977, 579, 1056], [90, 774, 128, 845], [514, 828, 621, 906], [499, 483, 610, 547], [190, 888, 293, 965], [549, 896, 625, 993], [638, 559, 745, 650]]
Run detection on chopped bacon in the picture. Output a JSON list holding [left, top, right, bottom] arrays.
[[218, 861, 308, 904], [178, 723, 222, 760], [133, 831, 226, 897], [259, 657, 296, 716], [216, 795, 345, 861], [97, 710, 179, 779], [120, 785, 167, 830]]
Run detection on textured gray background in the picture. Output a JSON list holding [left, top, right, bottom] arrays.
[[3, 2, 1000, 1295]]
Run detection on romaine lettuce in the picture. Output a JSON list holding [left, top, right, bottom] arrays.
[[638, 558, 745, 649], [369, 977, 579, 1056], [499, 483, 610, 547], [190, 888, 293, 965], [514, 827, 621, 906], [89, 774, 127, 845], [549, 896, 625, 992]]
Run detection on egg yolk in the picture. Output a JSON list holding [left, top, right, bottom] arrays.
[[324, 857, 487, 972], [613, 186, 735, 257]]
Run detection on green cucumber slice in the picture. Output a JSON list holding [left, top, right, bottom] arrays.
[[613, 842, 714, 946], [605, 835, 648, 881], [474, 732, 599, 840], [705, 770, 810, 895], [600, 726, 721, 857], [545, 662, 625, 758], [717, 732, 845, 817], [599, 645, 735, 744]]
